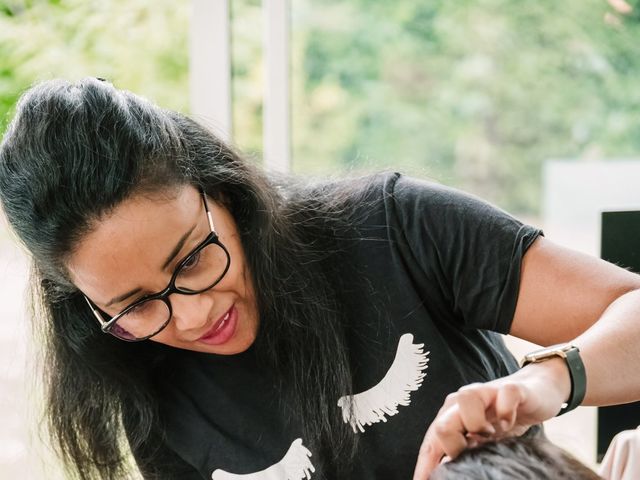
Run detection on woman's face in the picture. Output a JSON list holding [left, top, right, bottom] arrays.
[[67, 186, 259, 355]]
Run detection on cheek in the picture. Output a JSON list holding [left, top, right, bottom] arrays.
[[224, 240, 253, 291], [227, 257, 258, 323], [236, 254, 257, 303], [150, 329, 176, 346]]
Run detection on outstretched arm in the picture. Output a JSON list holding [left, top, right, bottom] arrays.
[[413, 237, 640, 479]]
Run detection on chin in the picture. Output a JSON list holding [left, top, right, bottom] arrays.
[[230, 331, 257, 353]]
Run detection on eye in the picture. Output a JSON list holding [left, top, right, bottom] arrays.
[[128, 301, 153, 315], [181, 250, 202, 272]]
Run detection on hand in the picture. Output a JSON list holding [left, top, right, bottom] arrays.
[[412, 358, 571, 480]]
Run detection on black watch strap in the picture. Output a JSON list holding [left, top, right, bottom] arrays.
[[521, 344, 586, 416], [558, 347, 587, 415]]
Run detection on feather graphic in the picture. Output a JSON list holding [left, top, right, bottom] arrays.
[[211, 438, 315, 480], [337, 333, 429, 433]]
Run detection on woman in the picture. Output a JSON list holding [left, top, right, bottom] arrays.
[[1, 78, 639, 480]]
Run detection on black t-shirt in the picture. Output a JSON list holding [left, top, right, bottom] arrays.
[[135, 173, 542, 479]]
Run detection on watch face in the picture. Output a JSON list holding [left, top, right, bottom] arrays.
[[540, 344, 572, 355], [524, 344, 576, 364]]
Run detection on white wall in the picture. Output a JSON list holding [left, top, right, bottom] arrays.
[[0, 229, 65, 479]]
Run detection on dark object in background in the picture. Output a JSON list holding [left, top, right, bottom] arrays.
[[599, 210, 640, 462]]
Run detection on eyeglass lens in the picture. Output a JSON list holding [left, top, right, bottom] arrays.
[[110, 241, 229, 340]]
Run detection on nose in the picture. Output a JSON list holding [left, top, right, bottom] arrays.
[[169, 291, 214, 334]]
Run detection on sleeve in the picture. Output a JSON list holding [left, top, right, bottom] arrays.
[[389, 173, 543, 334]]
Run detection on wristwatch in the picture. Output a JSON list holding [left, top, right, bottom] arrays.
[[520, 344, 586, 416]]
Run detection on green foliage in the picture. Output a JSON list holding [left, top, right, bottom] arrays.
[[0, 0, 189, 133], [285, 0, 640, 213]]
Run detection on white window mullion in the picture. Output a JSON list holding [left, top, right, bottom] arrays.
[[189, 0, 232, 142], [263, 0, 291, 173]]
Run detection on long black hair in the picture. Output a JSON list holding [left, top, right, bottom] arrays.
[[0, 78, 361, 479]]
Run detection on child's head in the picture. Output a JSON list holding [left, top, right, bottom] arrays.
[[429, 435, 602, 480]]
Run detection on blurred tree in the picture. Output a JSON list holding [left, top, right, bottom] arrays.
[[0, 0, 189, 132], [288, 0, 640, 214]]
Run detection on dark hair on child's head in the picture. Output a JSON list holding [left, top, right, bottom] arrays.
[[430, 435, 602, 480]]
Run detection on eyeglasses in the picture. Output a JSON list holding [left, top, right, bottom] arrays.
[[83, 191, 231, 342]]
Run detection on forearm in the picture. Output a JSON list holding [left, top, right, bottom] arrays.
[[511, 237, 640, 407], [574, 288, 640, 405], [519, 288, 640, 409]]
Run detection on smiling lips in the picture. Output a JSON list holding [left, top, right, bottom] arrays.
[[198, 305, 238, 345]]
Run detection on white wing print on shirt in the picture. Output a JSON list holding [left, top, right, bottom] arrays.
[[211, 438, 315, 480], [337, 333, 429, 433]]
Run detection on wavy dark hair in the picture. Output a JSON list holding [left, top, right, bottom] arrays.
[[0, 78, 361, 479], [430, 434, 603, 480]]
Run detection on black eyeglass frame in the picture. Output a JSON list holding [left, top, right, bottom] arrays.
[[83, 190, 231, 342]]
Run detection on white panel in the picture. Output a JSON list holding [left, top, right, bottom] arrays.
[[189, 0, 232, 141], [263, 0, 291, 173], [543, 159, 640, 256]]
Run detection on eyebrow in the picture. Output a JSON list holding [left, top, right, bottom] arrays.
[[103, 223, 199, 308], [160, 223, 198, 270], [104, 286, 143, 308]]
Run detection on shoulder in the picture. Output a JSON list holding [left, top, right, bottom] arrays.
[[281, 171, 502, 236], [389, 174, 532, 239], [390, 173, 502, 214]]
